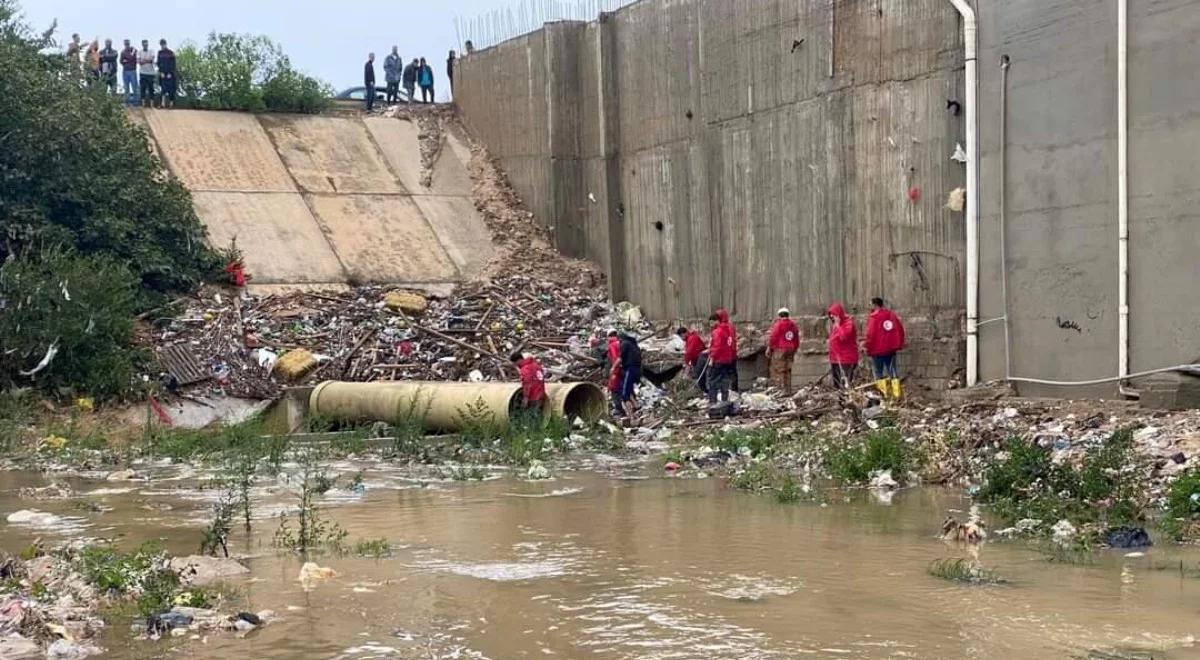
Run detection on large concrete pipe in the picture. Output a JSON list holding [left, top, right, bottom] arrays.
[[308, 381, 606, 432]]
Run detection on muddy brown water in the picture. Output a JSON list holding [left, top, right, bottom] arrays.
[[2, 461, 1199, 659]]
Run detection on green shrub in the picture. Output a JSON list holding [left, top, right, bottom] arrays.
[[706, 426, 782, 459], [826, 429, 914, 484], [176, 33, 333, 113], [976, 430, 1146, 531], [0, 249, 143, 399], [1162, 471, 1200, 540]]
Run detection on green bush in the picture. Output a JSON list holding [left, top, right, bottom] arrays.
[[706, 426, 782, 459], [0, 249, 143, 399], [0, 2, 218, 293], [1162, 471, 1200, 540], [976, 430, 1146, 530], [177, 33, 333, 113], [825, 429, 914, 484]]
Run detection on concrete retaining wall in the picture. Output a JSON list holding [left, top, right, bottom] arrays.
[[976, 0, 1200, 398], [457, 0, 968, 389]]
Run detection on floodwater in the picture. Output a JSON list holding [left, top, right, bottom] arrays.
[[2, 460, 1199, 660]]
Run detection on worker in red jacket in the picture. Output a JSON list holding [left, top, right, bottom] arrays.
[[865, 297, 906, 400], [707, 308, 738, 405], [511, 351, 547, 411], [767, 307, 801, 395], [676, 325, 708, 394], [826, 302, 859, 389], [605, 329, 623, 416]]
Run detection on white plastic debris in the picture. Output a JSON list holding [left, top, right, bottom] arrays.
[[951, 142, 968, 163], [254, 348, 278, 369], [468, 369, 484, 382], [868, 470, 898, 490], [1051, 519, 1077, 544], [526, 461, 551, 480]]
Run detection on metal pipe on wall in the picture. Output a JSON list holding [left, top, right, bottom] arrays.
[[999, 54, 1012, 381], [947, 0, 979, 387]]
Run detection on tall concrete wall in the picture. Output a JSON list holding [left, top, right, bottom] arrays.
[[458, 0, 968, 388], [975, 0, 1200, 397]]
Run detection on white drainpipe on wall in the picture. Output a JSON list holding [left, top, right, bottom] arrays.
[[1117, 0, 1135, 396], [948, 0, 979, 386]]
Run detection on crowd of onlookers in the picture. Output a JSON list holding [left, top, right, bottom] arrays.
[[64, 34, 178, 108], [362, 45, 465, 111]]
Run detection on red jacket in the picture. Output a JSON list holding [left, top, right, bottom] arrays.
[[865, 307, 906, 357], [708, 308, 738, 364], [768, 318, 800, 353], [827, 303, 859, 365], [517, 356, 546, 403], [606, 337, 622, 393], [682, 331, 705, 367]]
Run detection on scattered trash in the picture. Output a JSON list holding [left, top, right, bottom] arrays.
[[526, 461, 551, 480], [384, 291, 429, 315], [868, 470, 898, 490], [951, 142, 967, 163], [945, 186, 966, 212], [664, 461, 682, 472], [274, 349, 318, 381], [297, 562, 338, 590], [1105, 526, 1152, 549], [1051, 519, 1077, 545]]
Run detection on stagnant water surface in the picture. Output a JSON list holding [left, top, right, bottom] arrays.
[[2, 461, 1199, 659]]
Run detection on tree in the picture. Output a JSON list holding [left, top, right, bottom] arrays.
[[176, 33, 334, 113]]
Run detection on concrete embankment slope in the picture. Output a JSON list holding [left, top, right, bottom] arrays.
[[136, 108, 493, 291]]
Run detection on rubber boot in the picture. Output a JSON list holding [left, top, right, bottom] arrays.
[[890, 378, 902, 401], [875, 379, 889, 397]]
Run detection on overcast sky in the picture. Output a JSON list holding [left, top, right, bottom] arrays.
[[18, 0, 604, 101]]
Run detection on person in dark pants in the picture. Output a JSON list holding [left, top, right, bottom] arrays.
[[446, 50, 456, 93], [383, 46, 401, 104], [418, 57, 434, 103], [363, 53, 376, 112], [706, 308, 738, 405], [615, 332, 643, 423], [402, 58, 418, 103], [156, 39, 177, 108], [98, 39, 119, 94], [137, 39, 156, 106]]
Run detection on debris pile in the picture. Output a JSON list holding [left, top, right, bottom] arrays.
[[150, 276, 621, 399]]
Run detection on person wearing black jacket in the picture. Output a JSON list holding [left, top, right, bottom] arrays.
[[447, 50, 456, 93], [401, 58, 418, 103], [156, 40, 177, 108], [363, 53, 376, 112], [615, 333, 643, 422], [98, 39, 119, 94]]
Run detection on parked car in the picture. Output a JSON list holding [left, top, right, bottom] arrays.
[[336, 86, 405, 103]]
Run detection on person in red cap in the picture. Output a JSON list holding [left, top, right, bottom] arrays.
[[826, 302, 858, 389], [767, 307, 801, 395], [707, 308, 738, 405], [511, 351, 546, 411], [865, 297, 906, 400]]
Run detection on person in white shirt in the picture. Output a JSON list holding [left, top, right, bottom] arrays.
[[137, 39, 156, 107]]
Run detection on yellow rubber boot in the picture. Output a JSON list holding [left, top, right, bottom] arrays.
[[875, 379, 889, 397], [890, 378, 902, 401]]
